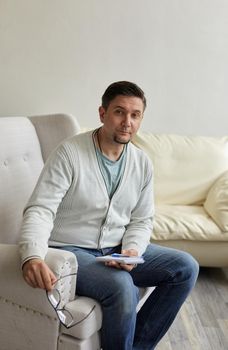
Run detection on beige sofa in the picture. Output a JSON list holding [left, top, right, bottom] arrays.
[[133, 131, 228, 267], [0, 114, 152, 350]]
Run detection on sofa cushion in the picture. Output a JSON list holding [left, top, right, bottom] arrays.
[[204, 170, 228, 231], [0, 117, 44, 244], [133, 132, 228, 205], [153, 205, 228, 241]]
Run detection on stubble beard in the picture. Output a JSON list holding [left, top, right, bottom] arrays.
[[113, 135, 131, 145]]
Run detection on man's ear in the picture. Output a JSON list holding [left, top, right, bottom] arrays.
[[99, 106, 106, 123]]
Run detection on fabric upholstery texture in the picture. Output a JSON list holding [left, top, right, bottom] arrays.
[[0, 299, 59, 350], [58, 333, 101, 350], [61, 297, 102, 339], [153, 240, 228, 267], [0, 117, 44, 244], [29, 114, 80, 162], [0, 245, 77, 350], [204, 170, 228, 231], [154, 205, 227, 240], [133, 132, 228, 205]]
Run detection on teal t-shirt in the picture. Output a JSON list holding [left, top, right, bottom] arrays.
[[95, 146, 127, 198]]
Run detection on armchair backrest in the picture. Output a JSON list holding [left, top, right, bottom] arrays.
[[29, 113, 80, 162], [0, 114, 80, 244]]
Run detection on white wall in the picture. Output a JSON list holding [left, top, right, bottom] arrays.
[[0, 0, 227, 136]]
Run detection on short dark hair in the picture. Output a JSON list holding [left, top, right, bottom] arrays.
[[102, 81, 147, 111]]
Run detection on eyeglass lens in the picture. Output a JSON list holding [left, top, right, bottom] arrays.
[[48, 289, 60, 308], [57, 309, 74, 326], [46, 273, 96, 328]]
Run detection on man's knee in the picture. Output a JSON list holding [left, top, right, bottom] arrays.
[[174, 251, 199, 285]]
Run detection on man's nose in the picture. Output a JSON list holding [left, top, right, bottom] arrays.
[[122, 114, 131, 127]]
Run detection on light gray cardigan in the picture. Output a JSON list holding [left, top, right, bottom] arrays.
[[19, 131, 154, 264]]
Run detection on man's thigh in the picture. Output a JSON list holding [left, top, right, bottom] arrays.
[[58, 246, 137, 301]]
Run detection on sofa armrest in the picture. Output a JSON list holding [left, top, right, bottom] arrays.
[[0, 244, 77, 316], [204, 170, 228, 231]]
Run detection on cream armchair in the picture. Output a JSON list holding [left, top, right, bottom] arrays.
[[0, 114, 152, 350]]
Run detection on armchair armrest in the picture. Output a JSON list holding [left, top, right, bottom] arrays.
[[0, 244, 77, 316], [204, 170, 228, 231]]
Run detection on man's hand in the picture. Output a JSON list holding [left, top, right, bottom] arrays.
[[22, 258, 57, 291], [105, 249, 138, 272]]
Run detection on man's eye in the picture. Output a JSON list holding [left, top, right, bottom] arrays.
[[115, 110, 123, 115], [132, 114, 141, 119]]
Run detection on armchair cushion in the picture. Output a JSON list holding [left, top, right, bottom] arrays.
[[61, 297, 102, 339], [204, 170, 228, 231]]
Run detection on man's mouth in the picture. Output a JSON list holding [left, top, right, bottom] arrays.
[[118, 130, 130, 135]]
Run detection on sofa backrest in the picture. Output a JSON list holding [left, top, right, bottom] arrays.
[[0, 114, 80, 244], [133, 132, 228, 205]]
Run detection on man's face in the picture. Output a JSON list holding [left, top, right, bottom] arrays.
[[99, 95, 144, 144]]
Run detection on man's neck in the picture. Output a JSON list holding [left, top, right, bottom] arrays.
[[96, 128, 125, 161]]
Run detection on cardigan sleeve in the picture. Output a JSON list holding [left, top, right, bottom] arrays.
[[18, 143, 75, 264]]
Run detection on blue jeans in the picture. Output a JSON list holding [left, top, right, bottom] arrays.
[[56, 244, 199, 350]]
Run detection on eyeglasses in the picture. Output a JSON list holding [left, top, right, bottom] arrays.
[[46, 273, 96, 328]]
